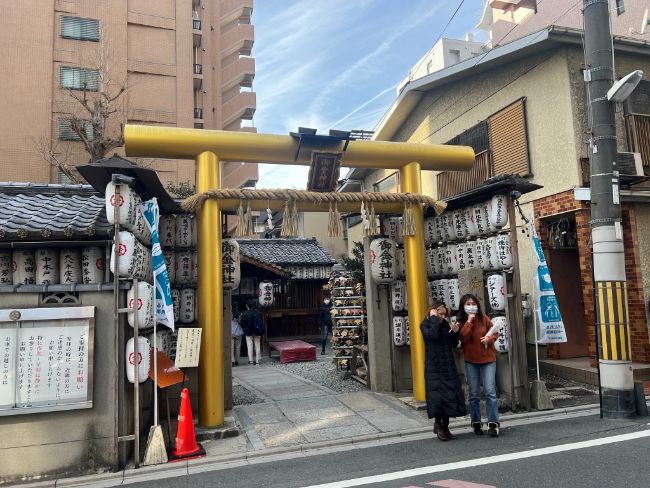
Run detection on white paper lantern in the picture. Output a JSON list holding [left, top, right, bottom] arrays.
[[405, 316, 411, 346], [496, 234, 513, 269], [12, 250, 35, 285], [369, 238, 398, 283], [105, 182, 141, 227], [434, 216, 446, 243], [396, 248, 406, 279], [110, 231, 151, 281], [426, 248, 436, 279], [441, 213, 455, 241], [466, 241, 477, 270], [180, 288, 195, 324], [489, 194, 509, 229], [127, 281, 155, 329], [258, 280, 274, 307], [175, 251, 193, 285], [424, 217, 437, 244], [221, 239, 241, 290], [171, 289, 180, 323], [453, 209, 468, 240], [58, 249, 81, 284], [159, 215, 176, 248], [191, 250, 199, 284], [464, 207, 479, 237], [383, 217, 403, 244], [393, 316, 406, 346], [437, 279, 449, 307], [447, 278, 460, 310], [428, 281, 437, 304], [491, 316, 509, 353], [81, 247, 104, 284], [175, 214, 193, 248], [129, 207, 152, 246], [444, 244, 458, 275], [435, 247, 445, 276], [391, 280, 406, 312], [35, 248, 59, 285], [191, 215, 198, 246], [456, 243, 468, 272], [163, 250, 176, 285], [484, 201, 497, 233], [126, 336, 151, 384], [149, 330, 173, 357], [0, 252, 11, 284], [475, 239, 488, 271], [484, 236, 499, 270], [473, 203, 490, 235], [486, 274, 506, 311]]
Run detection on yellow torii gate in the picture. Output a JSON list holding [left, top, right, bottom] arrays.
[[124, 125, 474, 427]]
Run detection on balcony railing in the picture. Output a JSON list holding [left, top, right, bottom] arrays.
[[194, 107, 204, 120], [220, 24, 254, 57], [625, 114, 650, 170], [193, 63, 203, 75], [436, 151, 491, 199], [193, 19, 201, 30]]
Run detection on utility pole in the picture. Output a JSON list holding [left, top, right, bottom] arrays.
[[583, 0, 635, 419]]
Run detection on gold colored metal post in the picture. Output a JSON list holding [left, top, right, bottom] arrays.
[[400, 162, 428, 402], [196, 151, 224, 427]]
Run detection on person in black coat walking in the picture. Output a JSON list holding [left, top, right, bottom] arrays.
[[319, 297, 333, 355], [420, 301, 466, 441]]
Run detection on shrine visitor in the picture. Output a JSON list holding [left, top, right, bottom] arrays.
[[319, 297, 333, 355], [420, 301, 466, 442], [240, 299, 264, 365], [458, 294, 500, 437], [231, 311, 244, 367]]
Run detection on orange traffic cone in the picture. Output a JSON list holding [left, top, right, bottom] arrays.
[[169, 388, 205, 462]]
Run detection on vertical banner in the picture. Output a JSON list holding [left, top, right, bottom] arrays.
[[141, 198, 175, 331], [531, 225, 567, 343]]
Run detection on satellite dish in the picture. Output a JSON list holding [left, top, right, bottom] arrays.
[[607, 70, 644, 103]]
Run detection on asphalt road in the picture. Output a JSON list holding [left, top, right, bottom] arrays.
[[126, 414, 650, 488]]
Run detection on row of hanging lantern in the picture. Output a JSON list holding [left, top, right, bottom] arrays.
[[425, 234, 513, 277], [160, 250, 199, 286], [392, 316, 411, 347], [158, 214, 198, 249], [0, 247, 105, 286]]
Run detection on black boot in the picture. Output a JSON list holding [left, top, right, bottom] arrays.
[[434, 419, 449, 441], [442, 418, 457, 440], [488, 422, 500, 437], [472, 422, 484, 435]]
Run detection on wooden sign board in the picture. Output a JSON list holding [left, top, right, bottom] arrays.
[[174, 328, 202, 368]]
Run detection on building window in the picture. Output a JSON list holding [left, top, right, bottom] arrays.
[[449, 49, 461, 64], [58, 119, 94, 141], [373, 172, 400, 193], [60, 67, 99, 91], [61, 16, 100, 41], [615, 0, 625, 15]]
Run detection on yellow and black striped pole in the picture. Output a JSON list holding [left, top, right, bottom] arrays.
[[595, 281, 632, 362]]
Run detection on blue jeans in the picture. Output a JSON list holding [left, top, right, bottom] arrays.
[[465, 361, 499, 424]]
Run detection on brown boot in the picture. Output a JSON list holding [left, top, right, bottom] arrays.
[[433, 420, 449, 441], [442, 419, 457, 440]]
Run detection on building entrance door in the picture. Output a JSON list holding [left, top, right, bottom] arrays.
[[548, 247, 589, 358]]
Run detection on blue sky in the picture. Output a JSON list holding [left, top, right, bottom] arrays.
[[252, 0, 487, 188]]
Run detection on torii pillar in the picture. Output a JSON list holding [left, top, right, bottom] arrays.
[[124, 125, 474, 426]]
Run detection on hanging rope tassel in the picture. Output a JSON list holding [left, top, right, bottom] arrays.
[[290, 201, 299, 236], [244, 202, 254, 236], [236, 200, 246, 237], [369, 203, 380, 236], [327, 202, 343, 237], [403, 203, 416, 236], [280, 200, 292, 237]]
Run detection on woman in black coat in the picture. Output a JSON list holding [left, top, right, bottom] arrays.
[[420, 302, 466, 441]]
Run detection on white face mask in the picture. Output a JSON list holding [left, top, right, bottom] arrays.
[[464, 305, 478, 314], [324, 299, 330, 305]]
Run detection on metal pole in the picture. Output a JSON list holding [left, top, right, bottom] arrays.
[[583, 0, 635, 418], [112, 185, 121, 464], [196, 151, 224, 427], [399, 162, 428, 402], [132, 277, 140, 467]]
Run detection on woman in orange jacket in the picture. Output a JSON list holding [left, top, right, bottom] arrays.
[[458, 294, 500, 437]]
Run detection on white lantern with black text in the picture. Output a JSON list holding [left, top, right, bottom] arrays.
[[424, 217, 436, 244], [81, 247, 104, 284], [180, 288, 195, 323], [489, 194, 509, 229], [447, 278, 460, 310], [126, 336, 151, 384], [455, 243, 468, 272], [495, 234, 513, 269], [428, 281, 437, 304], [191, 251, 199, 284], [475, 239, 488, 271], [59, 248, 82, 284], [405, 316, 411, 346], [222, 239, 241, 289], [393, 316, 406, 346], [391, 280, 406, 312], [434, 216, 446, 243], [444, 244, 458, 275], [12, 249, 36, 285], [383, 217, 403, 244], [110, 231, 151, 281], [492, 316, 509, 353], [159, 215, 176, 248], [175, 214, 193, 248], [396, 248, 406, 279], [435, 247, 445, 276], [426, 248, 436, 279], [437, 279, 449, 307], [171, 289, 180, 323], [464, 206, 479, 237], [130, 207, 152, 246], [473, 203, 490, 235], [127, 281, 155, 329], [453, 209, 468, 240], [486, 274, 506, 311], [149, 330, 173, 357], [484, 236, 499, 270], [36, 248, 59, 285], [163, 250, 176, 285], [466, 241, 477, 270], [175, 251, 193, 285], [441, 213, 455, 241], [105, 181, 140, 227], [370, 238, 398, 283], [0, 252, 11, 284], [259, 280, 274, 307]]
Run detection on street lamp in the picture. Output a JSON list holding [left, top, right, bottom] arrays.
[[606, 70, 644, 102]]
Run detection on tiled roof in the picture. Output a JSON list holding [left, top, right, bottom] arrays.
[[0, 182, 111, 241], [237, 238, 336, 266]]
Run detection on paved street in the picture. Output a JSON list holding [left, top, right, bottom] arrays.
[[116, 408, 649, 488]]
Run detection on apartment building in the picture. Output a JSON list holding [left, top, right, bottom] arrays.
[[0, 0, 257, 189]]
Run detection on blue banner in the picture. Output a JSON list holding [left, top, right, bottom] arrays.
[[140, 198, 175, 331]]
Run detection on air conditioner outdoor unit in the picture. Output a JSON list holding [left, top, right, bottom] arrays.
[[616, 152, 644, 177]]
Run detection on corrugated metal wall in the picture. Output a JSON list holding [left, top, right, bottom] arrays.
[[488, 99, 530, 177]]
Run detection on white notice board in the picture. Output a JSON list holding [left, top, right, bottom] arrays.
[[174, 328, 202, 368], [0, 306, 94, 415]]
